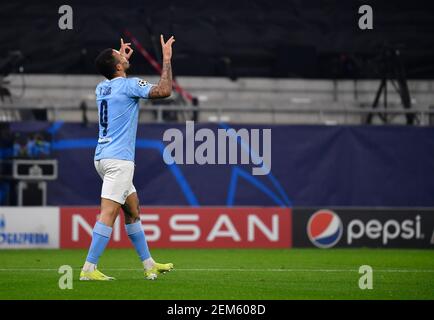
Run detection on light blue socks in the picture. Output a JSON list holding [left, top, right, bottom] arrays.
[[125, 221, 151, 261], [85, 221, 112, 264]]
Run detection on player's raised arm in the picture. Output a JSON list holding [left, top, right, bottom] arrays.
[[149, 35, 175, 99]]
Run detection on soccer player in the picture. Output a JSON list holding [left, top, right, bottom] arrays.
[[80, 35, 175, 281]]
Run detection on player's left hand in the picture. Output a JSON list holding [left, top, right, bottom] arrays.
[[161, 35, 175, 62], [119, 38, 133, 60]]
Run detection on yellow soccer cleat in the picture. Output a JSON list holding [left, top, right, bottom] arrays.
[[80, 268, 115, 281], [144, 262, 174, 280]]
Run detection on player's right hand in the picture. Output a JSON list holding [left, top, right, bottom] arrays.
[[161, 34, 175, 62], [119, 38, 133, 60]]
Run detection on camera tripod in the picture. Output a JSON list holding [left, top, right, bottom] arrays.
[[366, 46, 414, 125]]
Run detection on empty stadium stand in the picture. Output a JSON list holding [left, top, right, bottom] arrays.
[[0, 0, 433, 78]]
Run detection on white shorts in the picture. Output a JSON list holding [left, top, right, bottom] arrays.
[[94, 159, 136, 205]]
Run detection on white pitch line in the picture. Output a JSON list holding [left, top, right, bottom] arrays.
[[0, 268, 433, 273], [176, 268, 434, 273]]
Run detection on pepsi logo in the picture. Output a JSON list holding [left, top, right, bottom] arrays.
[[307, 210, 343, 248]]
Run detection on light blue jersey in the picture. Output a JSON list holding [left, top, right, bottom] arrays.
[[94, 77, 154, 162]]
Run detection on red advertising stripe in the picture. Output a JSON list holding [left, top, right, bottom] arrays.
[[60, 207, 292, 248]]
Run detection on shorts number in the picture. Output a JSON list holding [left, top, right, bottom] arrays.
[[100, 99, 108, 136]]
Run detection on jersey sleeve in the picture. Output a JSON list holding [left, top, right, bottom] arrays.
[[125, 77, 154, 99]]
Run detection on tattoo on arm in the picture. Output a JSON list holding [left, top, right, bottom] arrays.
[[149, 60, 172, 98]]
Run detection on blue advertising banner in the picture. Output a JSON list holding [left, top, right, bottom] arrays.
[[2, 122, 434, 207]]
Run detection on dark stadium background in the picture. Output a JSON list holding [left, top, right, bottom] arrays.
[[1, 0, 434, 78]]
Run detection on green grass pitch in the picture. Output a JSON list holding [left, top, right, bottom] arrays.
[[0, 248, 433, 300]]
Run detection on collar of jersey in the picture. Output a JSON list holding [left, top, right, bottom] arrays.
[[106, 76, 124, 82]]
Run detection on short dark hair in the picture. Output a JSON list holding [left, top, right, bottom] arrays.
[[95, 48, 118, 79]]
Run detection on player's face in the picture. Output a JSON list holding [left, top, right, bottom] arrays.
[[112, 49, 130, 72]]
